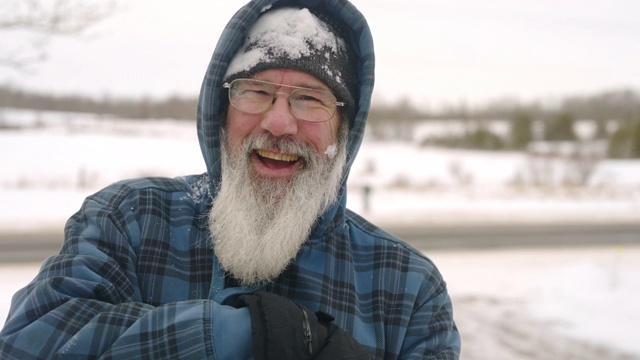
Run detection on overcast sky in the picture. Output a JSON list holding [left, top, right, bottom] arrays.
[[1, 0, 640, 109]]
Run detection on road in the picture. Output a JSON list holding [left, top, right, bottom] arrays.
[[0, 231, 63, 263], [1, 222, 638, 263], [385, 222, 640, 251]]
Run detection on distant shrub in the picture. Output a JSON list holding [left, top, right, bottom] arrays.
[[593, 118, 609, 139], [544, 111, 576, 141], [420, 122, 505, 151], [509, 111, 533, 149], [464, 128, 504, 150], [632, 119, 640, 158], [608, 118, 640, 158]]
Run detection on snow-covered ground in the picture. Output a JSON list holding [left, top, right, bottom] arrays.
[[434, 246, 640, 359], [1, 109, 639, 358]]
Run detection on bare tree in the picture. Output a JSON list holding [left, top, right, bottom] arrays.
[[0, 0, 118, 71]]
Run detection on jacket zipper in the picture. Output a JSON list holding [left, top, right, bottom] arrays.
[[298, 304, 313, 354]]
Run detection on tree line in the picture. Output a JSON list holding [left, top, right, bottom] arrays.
[[1, 85, 640, 158], [0, 86, 198, 120], [368, 89, 640, 159], [2, 85, 639, 121]]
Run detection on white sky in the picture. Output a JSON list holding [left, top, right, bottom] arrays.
[[1, 0, 640, 109]]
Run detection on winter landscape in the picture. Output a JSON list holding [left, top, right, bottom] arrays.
[[1, 108, 640, 359]]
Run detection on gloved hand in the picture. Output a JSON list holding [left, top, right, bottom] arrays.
[[236, 291, 370, 360]]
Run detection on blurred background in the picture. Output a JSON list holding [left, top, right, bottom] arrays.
[[1, 1, 639, 359]]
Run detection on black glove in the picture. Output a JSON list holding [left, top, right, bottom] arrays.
[[236, 291, 370, 360]]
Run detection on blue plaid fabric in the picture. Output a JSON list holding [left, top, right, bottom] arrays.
[[1, 0, 460, 358]]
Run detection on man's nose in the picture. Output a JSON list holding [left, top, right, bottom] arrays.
[[259, 95, 298, 137]]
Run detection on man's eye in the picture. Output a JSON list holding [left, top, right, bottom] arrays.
[[297, 95, 321, 102], [293, 91, 324, 103], [243, 88, 271, 97]]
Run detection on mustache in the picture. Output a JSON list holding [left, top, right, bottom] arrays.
[[242, 133, 321, 166]]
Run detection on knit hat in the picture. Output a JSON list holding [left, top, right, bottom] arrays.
[[223, 6, 358, 125]]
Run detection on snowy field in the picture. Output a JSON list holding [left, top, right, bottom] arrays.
[[1, 109, 640, 359]]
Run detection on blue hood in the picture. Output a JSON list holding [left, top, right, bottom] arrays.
[[196, 0, 375, 206]]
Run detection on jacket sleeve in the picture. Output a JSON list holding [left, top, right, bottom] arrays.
[[401, 281, 461, 359], [0, 190, 253, 359]]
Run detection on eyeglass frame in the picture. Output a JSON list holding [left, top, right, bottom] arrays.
[[222, 78, 345, 123]]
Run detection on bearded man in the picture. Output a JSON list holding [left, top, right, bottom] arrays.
[[0, 1, 460, 359]]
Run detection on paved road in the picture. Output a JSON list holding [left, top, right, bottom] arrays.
[[385, 222, 640, 251], [0, 222, 638, 263], [0, 231, 63, 263]]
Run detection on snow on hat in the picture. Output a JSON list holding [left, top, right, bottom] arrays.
[[224, 7, 358, 125]]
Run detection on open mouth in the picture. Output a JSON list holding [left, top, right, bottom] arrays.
[[255, 149, 304, 171]]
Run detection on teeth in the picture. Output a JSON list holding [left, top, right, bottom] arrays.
[[257, 149, 299, 162]]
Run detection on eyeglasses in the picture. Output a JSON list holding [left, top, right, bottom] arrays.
[[222, 79, 344, 123]]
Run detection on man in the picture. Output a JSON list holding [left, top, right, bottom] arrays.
[[0, 0, 460, 359]]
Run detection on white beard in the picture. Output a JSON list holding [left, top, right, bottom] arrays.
[[208, 126, 348, 286]]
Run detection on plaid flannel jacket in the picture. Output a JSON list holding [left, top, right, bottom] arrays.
[[1, 175, 460, 359], [1, 0, 460, 358]]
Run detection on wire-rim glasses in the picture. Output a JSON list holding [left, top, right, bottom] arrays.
[[222, 79, 344, 123]]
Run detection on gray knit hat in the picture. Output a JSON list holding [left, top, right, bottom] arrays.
[[223, 6, 358, 125]]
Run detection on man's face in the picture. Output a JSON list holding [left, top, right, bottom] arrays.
[[225, 68, 342, 181], [210, 68, 349, 285]]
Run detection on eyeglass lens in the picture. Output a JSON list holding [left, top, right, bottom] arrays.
[[228, 79, 338, 122]]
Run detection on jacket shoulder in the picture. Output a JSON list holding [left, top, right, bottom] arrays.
[[345, 209, 447, 280], [85, 174, 210, 209], [345, 209, 426, 259], [344, 209, 450, 302]]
